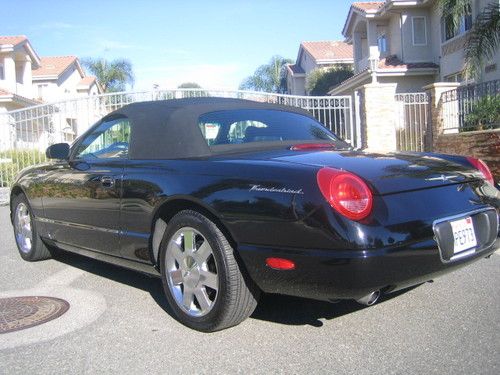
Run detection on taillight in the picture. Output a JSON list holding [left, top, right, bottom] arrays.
[[316, 167, 373, 220], [466, 157, 494, 185], [290, 143, 335, 151]]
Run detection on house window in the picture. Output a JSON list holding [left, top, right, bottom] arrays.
[[0, 63, 4, 80], [441, 3, 472, 42], [377, 34, 388, 53], [444, 71, 464, 83], [37, 84, 48, 98], [412, 17, 427, 45]]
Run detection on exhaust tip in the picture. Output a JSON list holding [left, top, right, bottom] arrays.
[[356, 290, 380, 306]]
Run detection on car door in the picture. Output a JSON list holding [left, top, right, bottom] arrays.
[[41, 115, 130, 255]]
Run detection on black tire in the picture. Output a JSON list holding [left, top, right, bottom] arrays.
[[11, 193, 52, 262], [160, 210, 259, 332]]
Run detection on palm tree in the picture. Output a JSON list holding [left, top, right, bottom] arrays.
[[82, 58, 135, 92], [439, 0, 499, 79], [239, 55, 293, 93]]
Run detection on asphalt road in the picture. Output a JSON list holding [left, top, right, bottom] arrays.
[[0, 205, 499, 375]]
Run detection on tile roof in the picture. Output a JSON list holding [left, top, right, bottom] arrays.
[[379, 55, 439, 70], [77, 76, 97, 87], [352, 2, 384, 13], [287, 64, 305, 75], [301, 41, 353, 61], [0, 87, 41, 104], [32, 56, 78, 77], [0, 35, 28, 46]]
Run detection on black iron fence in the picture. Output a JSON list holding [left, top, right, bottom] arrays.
[[441, 79, 499, 132]]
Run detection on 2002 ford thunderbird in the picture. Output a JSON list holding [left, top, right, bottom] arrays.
[[10, 98, 499, 331]]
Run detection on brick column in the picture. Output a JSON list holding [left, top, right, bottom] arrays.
[[359, 83, 397, 151], [423, 82, 460, 149]]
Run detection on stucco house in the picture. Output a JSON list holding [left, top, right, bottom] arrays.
[[286, 41, 354, 95], [0, 35, 102, 150], [0, 36, 41, 112], [0, 35, 101, 113], [330, 0, 500, 95], [32, 56, 101, 102]]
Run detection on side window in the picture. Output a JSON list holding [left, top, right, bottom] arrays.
[[75, 117, 131, 159]]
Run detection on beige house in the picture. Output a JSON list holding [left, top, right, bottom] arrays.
[[0, 36, 41, 111], [330, 0, 500, 95], [286, 41, 354, 95]]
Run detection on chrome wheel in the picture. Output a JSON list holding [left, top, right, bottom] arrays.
[[165, 227, 219, 317], [14, 202, 33, 254]]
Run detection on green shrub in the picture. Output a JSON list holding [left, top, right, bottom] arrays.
[[464, 95, 500, 130], [0, 149, 46, 187]]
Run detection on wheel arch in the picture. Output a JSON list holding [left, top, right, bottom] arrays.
[[150, 196, 238, 267], [9, 185, 27, 222]]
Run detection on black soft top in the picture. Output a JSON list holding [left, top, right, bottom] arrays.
[[108, 98, 316, 159]]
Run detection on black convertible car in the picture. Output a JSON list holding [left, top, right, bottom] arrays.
[[10, 98, 499, 331]]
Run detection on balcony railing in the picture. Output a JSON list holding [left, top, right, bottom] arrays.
[[355, 58, 369, 74]]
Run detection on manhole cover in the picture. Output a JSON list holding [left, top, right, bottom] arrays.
[[0, 296, 70, 334]]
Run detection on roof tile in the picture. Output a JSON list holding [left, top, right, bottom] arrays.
[[287, 64, 305, 74], [32, 56, 78, 77], [301, 41, 353, 61], [352, 2, 384, 13], [77, 76, 97, 86], [379, 55, 439, 70], [0, 35, 28, 47]]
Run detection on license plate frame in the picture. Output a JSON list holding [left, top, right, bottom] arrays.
[[450, 216, 477, 254]]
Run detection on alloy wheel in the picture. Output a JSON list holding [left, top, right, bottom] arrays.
[[14, 202, 33, 254], [165, 227, 219, 317]]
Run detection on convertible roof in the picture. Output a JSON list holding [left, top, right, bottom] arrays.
[[109, 97, 315, 159]]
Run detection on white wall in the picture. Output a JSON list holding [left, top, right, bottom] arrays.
[[34, 65, 83, 102]]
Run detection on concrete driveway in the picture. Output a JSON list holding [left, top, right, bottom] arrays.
[[0, 205, 499, 374]]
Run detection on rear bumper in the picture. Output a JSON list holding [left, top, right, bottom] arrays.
[[237, 237, 499, 301]]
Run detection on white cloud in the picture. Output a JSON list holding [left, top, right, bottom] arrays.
[[135, 63, 248, 90], [33, 22, 75, 30]]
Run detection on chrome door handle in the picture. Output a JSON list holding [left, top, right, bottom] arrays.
[[101, 176, 115, 188]]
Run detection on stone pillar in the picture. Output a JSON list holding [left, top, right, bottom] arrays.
[[21, 56, 33, 99], [3, 54, 16, 93], [359, 83, 398, 152], [353, 32, 362, 73], [423, 82, 460, 150], [366, 20, 379, 60]]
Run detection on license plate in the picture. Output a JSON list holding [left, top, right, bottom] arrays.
[[450, 216, 477, 254]]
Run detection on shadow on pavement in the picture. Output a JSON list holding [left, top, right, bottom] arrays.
[[52, 249, 418, 328], [251, 286, 417, 327], [52, 250, 175, 316]]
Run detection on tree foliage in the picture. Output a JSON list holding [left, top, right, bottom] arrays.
[[464, 95, 500, 130], [239, 55, 293, 93], [306, 66, 354, 96], [464, 2, 499, 78], [439, 0, 500, 79], [82, 58, 135, 92]]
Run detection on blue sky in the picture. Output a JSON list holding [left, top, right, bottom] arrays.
[[3, 0, 352, 90]]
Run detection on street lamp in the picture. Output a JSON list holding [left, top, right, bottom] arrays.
[[369, 57, 379, 84]]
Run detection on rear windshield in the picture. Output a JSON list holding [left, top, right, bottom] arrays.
[[198, 109, 342, 147]]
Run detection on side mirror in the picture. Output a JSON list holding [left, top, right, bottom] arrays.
[[46, 143, 70, 160]]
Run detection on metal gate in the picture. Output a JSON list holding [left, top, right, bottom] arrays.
[[0, 89, 355, 203], [394, 92, 430, 152]]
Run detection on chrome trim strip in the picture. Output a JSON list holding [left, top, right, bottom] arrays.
[[37, 217, 120, 235], [432, 207, 498, 264]]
